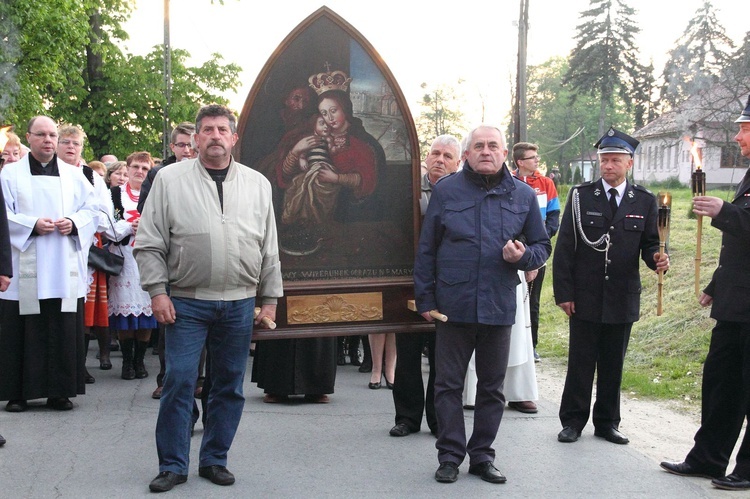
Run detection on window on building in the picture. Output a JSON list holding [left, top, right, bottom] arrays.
[[660, 146, 665, 171]]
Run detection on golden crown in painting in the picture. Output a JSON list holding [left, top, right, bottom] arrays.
[[308, 63, 352, 95]]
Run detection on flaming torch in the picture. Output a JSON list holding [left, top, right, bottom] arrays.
[[690, 140, 705, 297], [656, 192, 671, 316]]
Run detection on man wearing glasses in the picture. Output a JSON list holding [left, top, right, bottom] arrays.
[[512, 143, 560, 364], [0, 116, 98, 413], [137, 122, 196, 213], [57, 125, 112, 385]]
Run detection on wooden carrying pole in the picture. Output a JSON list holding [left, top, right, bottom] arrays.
[[254, 307, 276, 330], [407, 300, 448, 322]]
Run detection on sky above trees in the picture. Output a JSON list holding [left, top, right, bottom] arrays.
[[122, 0, 748, 126]]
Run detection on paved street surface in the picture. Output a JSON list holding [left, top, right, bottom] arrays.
[[0, 347, 727, 498]]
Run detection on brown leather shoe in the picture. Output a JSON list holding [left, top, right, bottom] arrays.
[[508, 401, 538, 413], [152, 386, 163, 399]]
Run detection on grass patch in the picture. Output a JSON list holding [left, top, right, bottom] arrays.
[[538, 186, 728, 407]]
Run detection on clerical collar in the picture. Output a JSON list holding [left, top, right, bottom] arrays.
[[28, 153, 60, 176]]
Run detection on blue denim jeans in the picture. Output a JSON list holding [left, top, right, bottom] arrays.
[[156, 297, 255, 474]]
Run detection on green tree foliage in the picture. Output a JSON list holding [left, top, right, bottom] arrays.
[[415, 82, 465, 159], [52, 48, 240, 158], [632, 61, 656, 130], [723, 31, 750, 92], [659, 1, 734, 110], [526, 57, 631, 175], [0, 0, 90, 124], [0, 0, 241, 160], [563, 0, 645, 136]]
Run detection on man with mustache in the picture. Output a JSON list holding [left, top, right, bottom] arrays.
[[136, 104, 282, 492]]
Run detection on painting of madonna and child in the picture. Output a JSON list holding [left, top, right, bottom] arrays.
[[237, 10, 419, 286]]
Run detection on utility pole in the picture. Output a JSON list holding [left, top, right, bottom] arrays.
[[162, 0, 172, 159], [513, 0, 529, 145]]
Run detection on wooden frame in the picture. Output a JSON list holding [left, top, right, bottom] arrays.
[[236, 7, 428, 338]]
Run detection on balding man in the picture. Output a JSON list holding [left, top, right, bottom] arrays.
[[0, 116, 98, 412], [390, 135, 461, 439], [415, 125, 550, 484]]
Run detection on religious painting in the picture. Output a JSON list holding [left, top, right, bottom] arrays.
[[236, 7, 423, 334]]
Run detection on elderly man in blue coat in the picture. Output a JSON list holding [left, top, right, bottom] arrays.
[[414, 125, 551, 485]]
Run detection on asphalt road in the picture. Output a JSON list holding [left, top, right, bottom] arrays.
[[0, 347, 727, 498]]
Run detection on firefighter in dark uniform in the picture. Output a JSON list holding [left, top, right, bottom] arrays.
[[553, 127, 670, 445], [660, 95, 750, 491]]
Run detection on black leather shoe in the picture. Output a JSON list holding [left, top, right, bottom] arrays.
[[85, 370, 96, 384], [5, 400, 27, 412], [134, 362, 148, 379], [660, 461, 722, 479], [46, 397, 73, 411], [0, 433, 5, 446], [121, 364, 136, 380], [149, 471, 187, 492], [468, 461, 507, 484], [389, 423, 416, 437], [712, 473, 750, 490], [557, 426, 580, 443], [368, 381, 381, 390], [435, 462, 459, 483], [199, 465, 235, 486], [358, 360, 372, 373], [594, 427, 629, 445]]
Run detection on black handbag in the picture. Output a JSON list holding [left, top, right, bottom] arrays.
[[88, 244, 124, 276], [87, 210, 125, 276]]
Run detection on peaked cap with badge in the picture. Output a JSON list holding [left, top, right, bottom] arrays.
[[735, 94, 750, 123], [594, 127, 640, 156]]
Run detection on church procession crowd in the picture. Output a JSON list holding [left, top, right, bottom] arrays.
[[0, 95, 749, 494]]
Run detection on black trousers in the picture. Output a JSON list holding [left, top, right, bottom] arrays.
[[392, 331, 436, 433], [527, 264, 546, 348], [0, 298, 86, 401], [686, 320, 750, 478], [434, 322, 511, 466], [559, 317, 631, 431]]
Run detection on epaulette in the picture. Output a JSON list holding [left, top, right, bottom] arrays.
[[573, 181, 594, 189], [631, 183, 655, 197]]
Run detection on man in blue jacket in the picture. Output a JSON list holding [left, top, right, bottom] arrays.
[[414, 125, 551, 485]]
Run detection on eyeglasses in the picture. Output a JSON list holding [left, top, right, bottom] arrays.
[[173, 142, 193, 149], [59, 139, 83, 147], [29, 132, 58, 140], [519, 155, 539, 161]]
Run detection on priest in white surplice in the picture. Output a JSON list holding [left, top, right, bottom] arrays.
[[0, 116, 98, 412]]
